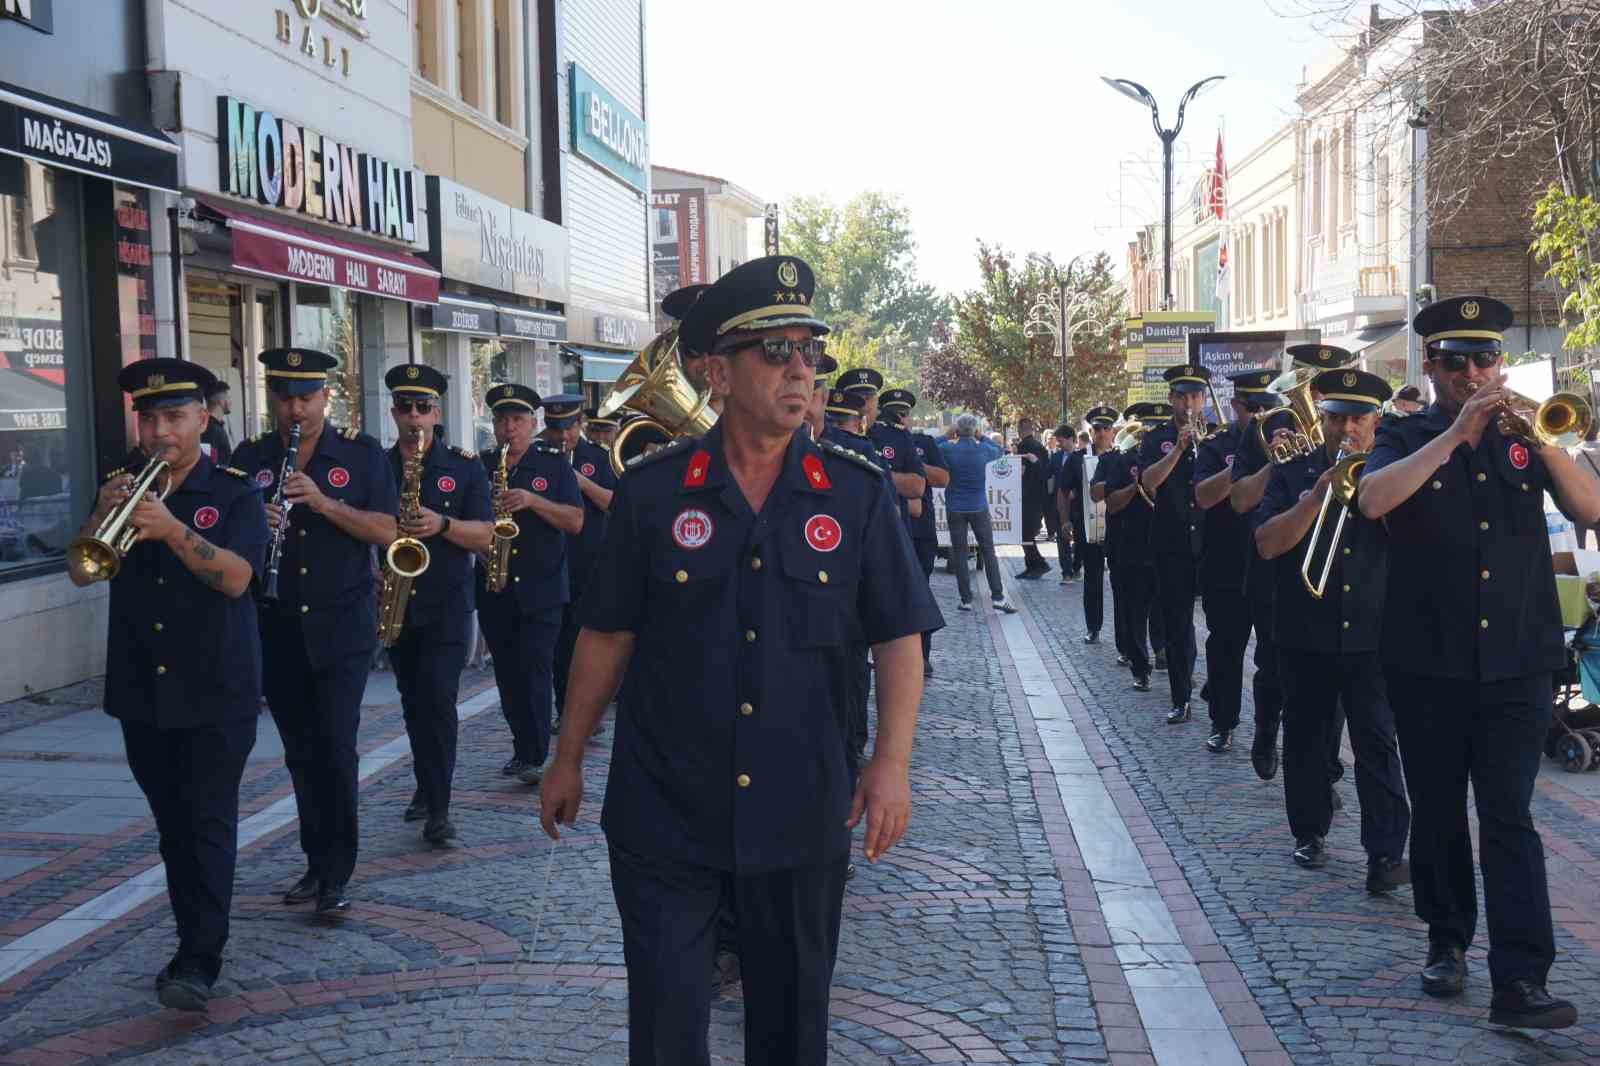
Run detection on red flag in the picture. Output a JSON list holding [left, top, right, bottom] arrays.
[[1213, 130, 1230, 301]]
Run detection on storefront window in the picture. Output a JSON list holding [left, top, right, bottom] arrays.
[[469, 335, 512, 453], [293, 284, 361, 429], [0, 160, 84, 576]]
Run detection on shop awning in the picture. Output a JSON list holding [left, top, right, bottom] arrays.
[[0, 367, 65, 431], [1321, 322, 1406, 360], [565, 345, 635, 384], [0, 81, 180, 194], [194, 196, 440, 305]]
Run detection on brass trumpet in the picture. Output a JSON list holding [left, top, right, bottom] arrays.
[[66, 454, 172, 583], [1466, 381, 1592, 448], [1300, 440, 1367, 600]]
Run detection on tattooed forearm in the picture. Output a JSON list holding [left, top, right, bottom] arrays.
[[199, 568, 227, 590]]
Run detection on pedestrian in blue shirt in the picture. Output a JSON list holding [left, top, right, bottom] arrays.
[[939, 414, 1013, 612]]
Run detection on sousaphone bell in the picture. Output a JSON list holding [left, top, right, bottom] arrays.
[[599, 325, 718, 475]]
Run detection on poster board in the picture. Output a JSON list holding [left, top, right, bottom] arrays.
[[932, 456, 1023, 547]]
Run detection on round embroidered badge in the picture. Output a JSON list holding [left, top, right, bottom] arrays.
[[437, 476, 457, 493], [580, 462, 596, 477], [882, 445, 896, 461], [673, 508, 714, 549], [805, 514, 843, 553], [254, 469, 275, 488], [327, 467, 350, 488], [531, 477, 549, 492], [193, 506, 219, 530], [1509, 442, 1529, 470]]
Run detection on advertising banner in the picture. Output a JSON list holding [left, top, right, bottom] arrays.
[[1187, 329, 1319, 417], [426, 176, 569, 303], [1123, 317, 1144, 407], [649, 189, 705, 326], [932, 456, 1022, 547], [1137, 311, 1215, 403]]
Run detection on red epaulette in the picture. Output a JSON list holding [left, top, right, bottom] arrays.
[[682, 449, 711, 489], [802, 453, 831, 490]]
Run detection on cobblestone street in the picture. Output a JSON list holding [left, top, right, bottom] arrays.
[[1, 548, 1599, 1064]]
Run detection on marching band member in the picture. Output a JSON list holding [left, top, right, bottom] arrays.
[[547, 394, 616, 733], [1062, 406, 1117, 643], [1095, 402, 1168, 691], [1359, 296, 1598, 1027], [382, 365, 493, 845], [1251, 369, 1410, 891], [83, 359, 265, 1009], [233, 348, 397, 918]]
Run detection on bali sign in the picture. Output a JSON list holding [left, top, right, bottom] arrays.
[[217, 95, 418, 243]]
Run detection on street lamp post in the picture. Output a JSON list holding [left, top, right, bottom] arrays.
[[1026, 257, 1111, 425], [1102, 75, 1226, 310]]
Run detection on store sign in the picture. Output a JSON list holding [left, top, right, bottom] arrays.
[[1, 0, 51, 33], [0, 86, 179, 193], [426, 176, 569, 303], [423, 303, 495, 335], [595, 314, 641, 349], [0, 315, 65, 385], [217, 95, 418, 243], [569, 63, 647, 192], [499, 307, 566, 343]]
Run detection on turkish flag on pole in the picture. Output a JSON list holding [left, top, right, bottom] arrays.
[[1213, 130, 1230, 301]]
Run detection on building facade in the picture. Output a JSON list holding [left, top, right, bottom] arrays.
[[648, 165, 763, 331]]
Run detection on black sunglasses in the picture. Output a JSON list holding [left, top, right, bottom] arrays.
[[1427, 350, 1502, 372], [394, 399, 436, 414], [720, 336, 828, 368]]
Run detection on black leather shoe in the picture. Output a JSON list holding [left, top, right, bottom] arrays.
[[1251, 738, 1279, 781], [1489, 979, 1577, 1028], [156, 962, 210, 1012], [1132, 675, 1152, 693], [1082, 632, 1100, 645], [1116, 654, 1131, 666], [501, 756, 527, 777], [1165, 703, 1191, 725], [1292, 837, 1327, 869], [1366, 855, 1410, 894], [403, 791, 427, 822], [1205, 730, 1232, 753], [1153, 652, 1168, 672], [283, 872, 321, 904], [1421, 940, 1466, 997], [315, 883, 352, 917], [423, 815, 457, 846]]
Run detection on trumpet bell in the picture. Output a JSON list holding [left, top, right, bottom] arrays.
[[65, 536, 122, 582], [1533, 392, 1591, 448]]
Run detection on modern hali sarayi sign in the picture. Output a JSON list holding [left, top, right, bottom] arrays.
[[425, 176, 569, 303], [217, 94, 417, 243]]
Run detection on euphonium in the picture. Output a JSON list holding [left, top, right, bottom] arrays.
[[1113, 420, 1146, 453], [65, 453, 171, 583], [1257, 358, 1357, 464], [377, 428, 431, 647], [600, 324, 717, 475], [1300, 439, 1367, 600], [1466, 381, 1592, 448], [483, 443, 519, 594]]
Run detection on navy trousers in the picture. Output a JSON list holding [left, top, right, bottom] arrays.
[[1154, 555, 1198, 706], [552, 581, 585, 720], [479, 604, 562, 766], [1079, 542, 1106, 637], [121, 718, 256, 982], [609, 844, 848, 1066], [913, 536, 937, 662], [389, 611, 469, 816], [1201, 585, 1252, 732]]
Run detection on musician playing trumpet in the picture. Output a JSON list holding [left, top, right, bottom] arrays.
[[1251, 369, 1410, 896], [382, 365, 493, 847], [1357, 296, 1600, 1028], [81, 359, 266, 1011]]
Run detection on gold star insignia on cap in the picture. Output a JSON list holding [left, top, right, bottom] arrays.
[[1320, 349, 1333, 361], [1342, 371, 1357, 387], [406, 365, 420, 379], [777, 260, 799, 288], [286, 351, 303, 367], [1462, 300, 1480, 320], [147, 373, 165, 388], [501, 385, 514, 398]]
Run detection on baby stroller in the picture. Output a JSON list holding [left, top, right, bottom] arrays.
[[1554, 621, 1600, 771]]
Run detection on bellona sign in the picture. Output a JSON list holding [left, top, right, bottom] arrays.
[[216, 95, 418, 243], [568, 63, 646, 192]]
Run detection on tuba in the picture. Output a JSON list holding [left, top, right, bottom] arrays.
[[483, 444, 519, 594], [1256, 355, 1356, 464], [66, 454, 172, 582], [377, 428, 431, 647], [599, 325, 717, 475]]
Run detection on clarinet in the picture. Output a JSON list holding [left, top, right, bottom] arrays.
[[261, 422, 302, 602]]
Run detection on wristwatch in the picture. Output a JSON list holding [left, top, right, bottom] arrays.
[[440, 515, 451, 536]]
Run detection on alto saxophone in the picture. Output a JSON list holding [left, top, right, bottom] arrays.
[[483, 444, 519, 593], [377, 428, 431, 647]]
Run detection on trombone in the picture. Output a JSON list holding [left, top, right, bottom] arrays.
[[1299, 440, 1366, 599], [1466, 381, 1592, 448], [66, 453, 172, 583]]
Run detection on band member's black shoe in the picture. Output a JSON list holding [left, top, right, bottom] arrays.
[[1421, 940, 1466, 997], [283, 872, 321, 904], [423, 814, 457, 846], [501, 756, 527, 777], [1132, 675, 1152, 692], [403, 791, 427, 822], [1153, 652, 1168, 672], [316, 883, 352, 917], [1251, 737, 1279, 781], [1116, 654, 1131, 666], [155, 962, 210, 1012], [1082, 632, 1099, 644], [1205, 730, 1232, 753], [518, 763, 543, 787], [1292, 837, 1327, 869], [1366, 855, 1410, 894], [1489, 980, 1577, 1028], [1165, 703, 1191, 725]]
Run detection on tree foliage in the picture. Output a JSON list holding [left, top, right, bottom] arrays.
[[1531, 186, 1600, 374], [921, 320, 999, 421]]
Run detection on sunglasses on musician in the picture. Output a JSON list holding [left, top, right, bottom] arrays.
[[1427, 350, 1503, 371], [719, 336, 828, 368], [393, 399, 436, 414]]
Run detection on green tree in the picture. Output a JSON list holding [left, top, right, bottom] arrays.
[[1531, 186, 1600, 384]]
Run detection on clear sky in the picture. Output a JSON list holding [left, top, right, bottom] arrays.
[[645, 0, 1350, 296]]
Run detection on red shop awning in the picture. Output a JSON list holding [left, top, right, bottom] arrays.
[[194, 196, 439, 305]]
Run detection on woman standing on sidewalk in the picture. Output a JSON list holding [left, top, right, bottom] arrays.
[[940, 414, 1015, 613]]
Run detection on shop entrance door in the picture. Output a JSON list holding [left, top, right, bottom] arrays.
[[185, 275, 281, 444]]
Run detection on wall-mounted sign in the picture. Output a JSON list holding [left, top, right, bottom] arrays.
[[422, 302, 495, 335], [0, 83, 180, 193], [594, 314, 642, 349], [425, 176, 569, 303], [0, 0, 52, 34], [569, 63, 647, 192], [217, 95, 417, 243], [764, 203, 779, 256], [498, 307, 566, 343], [650, 190, 704, 325]]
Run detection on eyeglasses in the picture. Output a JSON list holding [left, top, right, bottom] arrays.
[[1428, 350, 1502, 372], [394, 399, 436, 414], [720, 336, 828, 368]]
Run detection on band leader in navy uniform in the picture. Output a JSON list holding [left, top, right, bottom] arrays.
[[382, 365, 494, 846], [231, 348, 399, 918], [539, 256, 943, 1066], [474, 385, 584, 785], [1358, 295, 1600, 1029], [76, 359, 266, 1011]]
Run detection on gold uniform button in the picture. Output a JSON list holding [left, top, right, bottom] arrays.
[[1342, 547, 1351, 557], [512, 548, 519, 556], [818, 570, 829, 584], [298, 529, 307, 537], [675, 569, 689, 583], [1342, 584, 1350, 593], [1521, 483, 1530, 492], [514, 576, 521, 583], [739, 702, 753, 716], [1482, 569, 1491, 580], [750, 556, 763, 571], [1476, 472, 1487, 482], [152, 622, 163, 632], [745, 630, 757, 643], [156, 665, 167, 675], [156, 577, 165, 586], [1431, 480, 1442, 490], [1479, 521, 1489, 531], [736, 773, 751, 788], [301, 605, 310, 614], [1481, 619, 1489, 629]]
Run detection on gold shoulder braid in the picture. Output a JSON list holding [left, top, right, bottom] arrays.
[[220, 465, 250, 479], [818, 439, 882, 474], [101, 466, 126, 483], [452, 446, 477, 460]]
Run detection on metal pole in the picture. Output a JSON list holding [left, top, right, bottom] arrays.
[[1405, 117, 1430, 388], [1059, 281, 1069, 423], [1161, 131, 1176, 310]]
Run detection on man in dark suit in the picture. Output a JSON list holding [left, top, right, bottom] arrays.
[[1016, 418, 1052, 579]]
